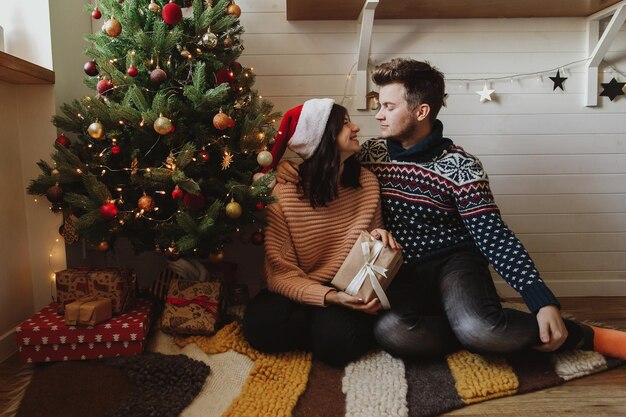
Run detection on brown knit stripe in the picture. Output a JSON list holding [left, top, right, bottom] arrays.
[[405, 358, 464, 417], [506, 351, 563, 393], [293, 359, 346, 417]]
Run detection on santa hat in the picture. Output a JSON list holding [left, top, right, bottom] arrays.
[[262, 98, 335, 172]]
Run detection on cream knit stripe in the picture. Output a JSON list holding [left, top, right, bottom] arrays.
[[343, 350, 409, 417], [265, 170, 383, 306], [550, 350, 608, 381]]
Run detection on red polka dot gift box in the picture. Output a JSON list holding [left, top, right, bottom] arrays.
[[15, 298, 152, 364]]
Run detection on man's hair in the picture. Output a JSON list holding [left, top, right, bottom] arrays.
[[298, 104, 361, 208], [372, 58, 445, 123]]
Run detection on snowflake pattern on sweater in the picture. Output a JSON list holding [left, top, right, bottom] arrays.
[[359, 138, 558, 312]]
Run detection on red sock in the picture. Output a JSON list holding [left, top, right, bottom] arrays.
[[590, 326, 626, 359]]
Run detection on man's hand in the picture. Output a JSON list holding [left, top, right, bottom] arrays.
[[532, 304, 568, 352], [276, 160, 300, 184], [325, 290, 382, 315]]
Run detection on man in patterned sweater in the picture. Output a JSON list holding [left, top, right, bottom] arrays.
[[276, 58, 626, 359]]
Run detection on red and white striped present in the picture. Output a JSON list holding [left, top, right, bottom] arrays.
[[15, 298, 152, 363]]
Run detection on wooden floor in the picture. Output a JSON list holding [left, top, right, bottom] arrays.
[[1, 297, 625, 417]]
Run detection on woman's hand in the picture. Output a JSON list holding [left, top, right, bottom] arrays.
[[276, 160, 300, 184], [370, 228, 401, 250], [325, 290, 382, 315]]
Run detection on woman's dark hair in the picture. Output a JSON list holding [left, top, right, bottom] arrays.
[[298, 104, 361, 208]]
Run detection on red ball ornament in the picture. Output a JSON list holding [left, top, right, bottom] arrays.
[[92, 8, 102, 19], [171, 186, 183, 200], [198, 150, 210, 162], [84, 60, 98, 76], [255, 202, 265, 211], [228, 118, 235, 128], [215, 68, 234, 86], [251, 231, 265, 246], [183, 193, 205, 211], [127, 66, 138, 77], [99, 202, 119, 220], [55, 134, 71, 148], [46, 184, 64, 203], [169, 124, 175, 133], [231, 61, 243, 74], [97, 79, 114, 95], [111, 145, 121, 155], [162, 1, 183, 25]]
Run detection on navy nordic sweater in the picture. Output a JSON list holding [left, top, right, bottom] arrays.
[[358, 120, 558, 313]]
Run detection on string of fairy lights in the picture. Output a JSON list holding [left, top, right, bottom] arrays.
[[341, 56, 626, 107]]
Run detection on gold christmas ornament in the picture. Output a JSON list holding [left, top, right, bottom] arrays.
[[137, 194, 154, 211], [154, 116, 172, 135], [256, 150, 273, 167], [103, 17, 122, 37], [148, 0, 160, 13], [180, 48, 192, 59], [225, 199, 242, 219], [97, 241, 110, 252], [51, 168, 60, 176], [213, 111, 231, 130], [221, 152, 233, 170], [209, 250, 225, 262], [201, 31, 218, 48], [87, 122, 105, 140], [227, 2, 241, 18]]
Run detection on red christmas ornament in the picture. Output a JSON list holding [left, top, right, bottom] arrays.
[[99, 202, 119, 220], [127, 66, 138, 77], [91, 8, 102, 19], [255, 202, 265, 211], [162, 1, 183, 25], [171, 186, 184, 200], [169, 123, 175, 133], [84, 61, 98, 76], [198, 150, 210, 162], [228, 118, 235, 128], [97, 79, 114, 95], [215, 68, 234, 86], [46, 184, 64, 203], [231, 61, 243, 74], [111, 145, 121, 155], [55, 134, 71, 148], [251, 231, 265, 246], [183, 193, 205, 211]]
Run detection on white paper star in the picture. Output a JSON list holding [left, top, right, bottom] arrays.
[[476, 84, 495, 102]]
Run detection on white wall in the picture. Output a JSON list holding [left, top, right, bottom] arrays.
[[235, 0, 626, 296]]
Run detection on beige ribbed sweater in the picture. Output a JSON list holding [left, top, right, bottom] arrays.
[[265, 168, 383, 306]]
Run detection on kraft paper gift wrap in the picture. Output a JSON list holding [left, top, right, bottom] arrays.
[[64, 296, 112, 326], [161, 279, 222, 336], [331, 231, 403, 309]]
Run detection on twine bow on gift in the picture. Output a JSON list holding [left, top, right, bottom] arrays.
[[166, 296, 219, 319], [344, 237, 391, 309]]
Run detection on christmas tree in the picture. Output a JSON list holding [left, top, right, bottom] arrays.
[[27, 0, 279, 259]]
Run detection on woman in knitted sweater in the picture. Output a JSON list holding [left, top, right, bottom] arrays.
[[243, 99, 400, 366]]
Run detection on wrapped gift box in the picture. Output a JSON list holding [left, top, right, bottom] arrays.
[[55, 267, 136, 314], [16, 299, 152, 363], [331, 231, 403, 309], [160, 279, 222, 336], [64, 296, 112, 326]]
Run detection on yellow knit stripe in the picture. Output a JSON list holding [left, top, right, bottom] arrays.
[[175, 322, 312, 417], [446, 350, 519, 404]]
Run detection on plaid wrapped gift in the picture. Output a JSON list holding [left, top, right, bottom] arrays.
[[331, 231, 403, 309], [160, 279, 222, 336], [55, 267, 136, 314], [16, 298, 152, 363]]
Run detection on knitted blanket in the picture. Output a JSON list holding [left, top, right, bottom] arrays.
[[13, 353, 209, 417], [148, 322, 624, 417]]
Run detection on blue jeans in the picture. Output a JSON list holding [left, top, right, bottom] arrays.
[[374, 250, 586, 357]]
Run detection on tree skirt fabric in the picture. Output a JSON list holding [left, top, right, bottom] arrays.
[[159, 322, 624, 417], [14, 353, 209, 417]]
